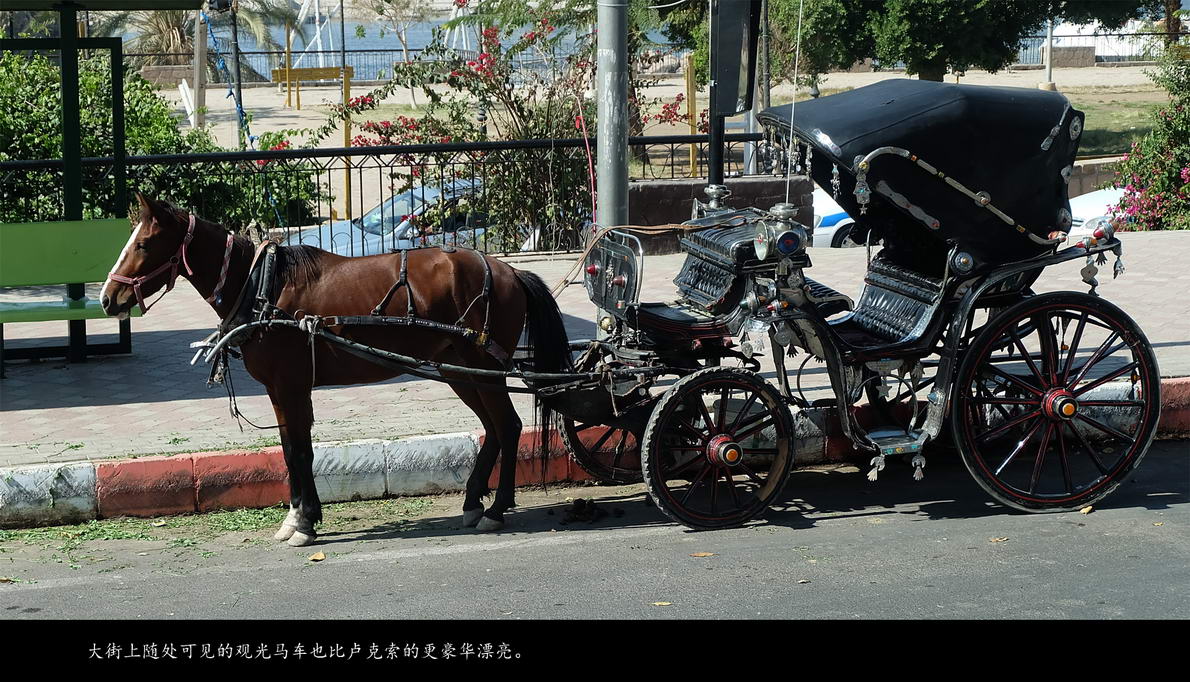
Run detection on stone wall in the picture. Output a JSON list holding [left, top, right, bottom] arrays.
[[140, 64, 192, 88], [1069, 157, 1121, 198], [1041, 46, 1097, 68]]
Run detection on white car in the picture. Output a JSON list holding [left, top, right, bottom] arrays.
[[285, 180, 487, 257], [1067, 187, 1125, 240], [810, 187, 863, 248]]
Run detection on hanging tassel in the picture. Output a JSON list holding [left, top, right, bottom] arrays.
[[911, 454, 927, 481], [867, 454, 886, 482]]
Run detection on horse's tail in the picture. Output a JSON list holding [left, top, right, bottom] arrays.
[[514, 268, 573, 486]]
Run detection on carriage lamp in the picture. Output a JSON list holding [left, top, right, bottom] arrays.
[[599, 316, 615, 332], [586, 263, 600, 276], [754, 221, 773, 260], [774, 227, 807, 256]]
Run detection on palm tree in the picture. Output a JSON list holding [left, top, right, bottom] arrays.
[[90, 2, 308, 82]]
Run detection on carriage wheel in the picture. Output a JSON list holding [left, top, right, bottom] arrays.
[[641, 367, 795, 529], [951, 292, 1160, 512], [560, 418, 644, 484]]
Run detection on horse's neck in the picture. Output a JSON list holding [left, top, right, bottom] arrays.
[[182, 219, 254, 320]]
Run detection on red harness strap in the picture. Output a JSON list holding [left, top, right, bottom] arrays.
[[108, 214, 197, 315]]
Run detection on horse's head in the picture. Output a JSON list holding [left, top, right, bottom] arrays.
[[101, 193, 196, 318]]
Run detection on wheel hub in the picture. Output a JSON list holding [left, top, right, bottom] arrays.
[[706, 434, 743, 467], [1043, 388, 1078, 421]]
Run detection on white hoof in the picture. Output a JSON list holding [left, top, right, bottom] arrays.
[[287, 531, 317, 547], [462, 508, 485, 528], [476, 516, 504, 533], [274, 507, 300, 541]]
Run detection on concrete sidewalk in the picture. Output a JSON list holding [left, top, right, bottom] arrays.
[[2, 231, 1189, 471]]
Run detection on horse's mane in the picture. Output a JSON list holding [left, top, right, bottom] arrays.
[[155, 199, 323, 288], [278, 245, 324, 287]]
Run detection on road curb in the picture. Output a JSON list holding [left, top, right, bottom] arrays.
[[1, 377, 1187, 529]]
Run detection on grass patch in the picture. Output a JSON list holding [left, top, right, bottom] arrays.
[[1067, 91, 1167, 155]]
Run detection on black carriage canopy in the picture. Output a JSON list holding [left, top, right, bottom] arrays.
[[758, 79, 1086, 273]]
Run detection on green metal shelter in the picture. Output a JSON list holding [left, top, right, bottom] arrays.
[[0, 2, 203, 363]]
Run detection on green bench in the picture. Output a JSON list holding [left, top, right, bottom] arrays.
[[1, 219, 142, 367]]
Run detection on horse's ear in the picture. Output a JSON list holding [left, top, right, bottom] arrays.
[[135, 192, 152, 220]]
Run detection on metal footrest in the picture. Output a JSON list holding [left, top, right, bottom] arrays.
[[869, 428, 925, 457]]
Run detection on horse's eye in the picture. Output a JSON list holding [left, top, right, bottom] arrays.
[[135, 242, 147, 251]]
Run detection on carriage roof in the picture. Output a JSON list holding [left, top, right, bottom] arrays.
[[757, 79, 1085, 266]]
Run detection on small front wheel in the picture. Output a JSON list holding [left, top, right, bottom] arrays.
[[641, 367, 795, 529]]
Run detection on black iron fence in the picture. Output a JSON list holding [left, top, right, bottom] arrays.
[[1, 133, 764, 255]]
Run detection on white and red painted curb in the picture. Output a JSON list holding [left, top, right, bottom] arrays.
[[2, 377, 1187, 530]]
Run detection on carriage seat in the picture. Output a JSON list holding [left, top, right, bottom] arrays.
[[828, 253, 943, 348]]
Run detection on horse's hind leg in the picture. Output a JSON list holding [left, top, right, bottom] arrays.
[[268, 387, 322, 547], [477, 389, 522, 532]]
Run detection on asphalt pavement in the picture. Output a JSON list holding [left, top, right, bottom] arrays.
[[2, 440, 1184, 620]]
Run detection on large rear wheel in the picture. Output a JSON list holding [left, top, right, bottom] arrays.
[[641, 367, 795, 529], [951, 292, 1160, 512]]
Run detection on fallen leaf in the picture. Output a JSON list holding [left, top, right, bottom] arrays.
[[1080, 506, 1094, 515], [989, 537, 1009, 543], [151, 520, 167, 527], [1154, 522, 1164, 527], [652, 601, 672, 607], [308, 552, 326, 562], [797, 579, 811, 584], [0, 577, 14, 583], [689, 552, 716, 558]]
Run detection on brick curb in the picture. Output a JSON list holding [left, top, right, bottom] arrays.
[[2, 377, 1187, 530]]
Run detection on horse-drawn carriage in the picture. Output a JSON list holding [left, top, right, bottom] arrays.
[[553, 78, 1159, 529], [105, 78, 1159, 543]]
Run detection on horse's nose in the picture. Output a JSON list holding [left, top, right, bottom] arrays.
[[101, 294, 110, 309]]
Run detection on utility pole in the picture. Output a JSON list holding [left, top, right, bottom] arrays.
[[596, 0, 629, 234], [193, 9, 207, 128]]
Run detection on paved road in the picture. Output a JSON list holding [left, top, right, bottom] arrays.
[[1, 441, 1184, 619]]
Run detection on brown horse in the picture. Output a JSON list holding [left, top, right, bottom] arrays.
[[102, 194, 572, 546]]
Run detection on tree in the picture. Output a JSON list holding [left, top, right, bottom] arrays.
[[1109, 47, 1190, 231], [365, 0, 436, 106], [663, 0, 1170, 85]]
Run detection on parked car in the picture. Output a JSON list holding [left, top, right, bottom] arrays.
[[810, 187, 864, 248], [1067, 187, 1125, 239], [284, 179, 488, 257]]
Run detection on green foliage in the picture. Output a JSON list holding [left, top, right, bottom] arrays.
[[0, 51, 322, 231], [665, 0, 1168, 85], [1110, 47, 1190, 230]]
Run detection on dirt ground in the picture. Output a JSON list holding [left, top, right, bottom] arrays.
[[168, 64, 1164, 150]]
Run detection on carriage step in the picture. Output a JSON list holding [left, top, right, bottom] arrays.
[[869, 428, 924, 456]]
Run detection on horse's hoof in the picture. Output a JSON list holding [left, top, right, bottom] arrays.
[[274, 524, 297, 541], [287, 531, 317, 547], [476, 516, 504, 533], [462, 507, 485, 528]]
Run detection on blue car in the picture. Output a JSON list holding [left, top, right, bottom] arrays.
[[285, 180, 488, 257]]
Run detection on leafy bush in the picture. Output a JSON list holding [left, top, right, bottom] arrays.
[[0, 50, 321, 231], [1110, 47, 1190, 231]]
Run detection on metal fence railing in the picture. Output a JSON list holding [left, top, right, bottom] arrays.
[[1, 133, 764, 256], [1016, 32, 1184, 65]]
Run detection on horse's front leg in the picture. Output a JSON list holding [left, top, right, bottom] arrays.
[[268, 387, 321, 547]]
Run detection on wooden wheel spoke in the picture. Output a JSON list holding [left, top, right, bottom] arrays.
[[1075, 413, 1134, 443], [716, 388, 729, 435], [1078, 400, 1144, 408], [574, 422, 598, 433], [611, 431, 629, 469], [668, 452, 704, 477], [977, 408, 1042, 444], [1009, 327, 1048, 388], [1068, 331, 1120, 388], [1072, 361, 1138, 397], [728, 391, 760, 433], [693, 395, 716, 434], [1069, 418, 1111, 476], [735, 415, 775, 442], [1028, 423, 1055, 495], [680, 464, 713, 506], [994, 418, 1045, 475], [1061, 313, 1088, 384], [1057, 423, 1073, 495], [984, 364, 1043, 396], [725, 470, 742, 508]]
